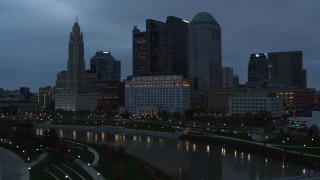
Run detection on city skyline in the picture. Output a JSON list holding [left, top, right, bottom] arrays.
[[0, 0, 319, 91]]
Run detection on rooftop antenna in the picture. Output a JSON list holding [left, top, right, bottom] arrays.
[[75, 15, 78, 23]]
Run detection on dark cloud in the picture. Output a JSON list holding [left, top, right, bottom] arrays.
[[0, 0, 319, 91]]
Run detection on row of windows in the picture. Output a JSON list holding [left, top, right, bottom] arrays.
[[232, 110, 261, 113], [232, 106, 267, 109], [231, 99, 267, 101], [232, 103, 267, 105]]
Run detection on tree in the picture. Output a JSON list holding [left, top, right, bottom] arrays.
[[44, 128, 58, 149], [121, 111, 132, 119], [159, 110, 169, 121], [308, 124, 319, 137]]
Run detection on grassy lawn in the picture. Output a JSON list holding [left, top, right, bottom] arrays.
[[89, 143, 172, 180], [30, 152, 93, 180], [0, 141, 41, 163], [52, 119, 177, 133], [267, 135, 320, 147]]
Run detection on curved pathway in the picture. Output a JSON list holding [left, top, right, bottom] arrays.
[[64, 139, 99, 165], [30, 152, 48, 167], [0, 147, 29, 180]]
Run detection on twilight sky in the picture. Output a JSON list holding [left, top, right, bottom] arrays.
[[0, 0, 319, 92]]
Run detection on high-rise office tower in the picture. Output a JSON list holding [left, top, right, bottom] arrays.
[[160, 16, 188, 78], [268, 51, 306, 88], [132, 20, 164, 76], [132, 16, 188, 77], [90, 51, 121, 82], [248, 53, 269, 83], [67, 21, 85, 91], [132, 26, 147, 76], [55, 21, 97, 111], [221, 67, 233, 88], [188, 12, 222, 92]]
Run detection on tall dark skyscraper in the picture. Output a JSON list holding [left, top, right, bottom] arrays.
[[160, 16, 188, 78], [268, 51, 306, 88], [90, 51, 121, 82], [132, 16, 188, 77], [188, 12, 222, 91], [67, 21, 85, 91], [132, 26, 147, 76], [248, 53, 269, 83]]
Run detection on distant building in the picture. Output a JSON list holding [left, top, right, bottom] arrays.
[[249, 87, 316, 116], [90, 80, 120, 107], [221, 67, 233, 88], [188, 12, 222, 105], [125, 75, 190, 116], [229, 92, 283, 118], [38, 86, 55, 109], [268, 51, 306, 88], [55, 92, 96, 111], [0, 87, 38, 113], [247, 53, 269, 86], [55, 21, 97, 111], [233, 74, 240, 87], [133, 16, 188, 78], [202, 87, 246, 113], [90, 51, 121, 82]]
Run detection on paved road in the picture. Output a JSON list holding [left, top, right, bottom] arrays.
[[0, 147, 29, 180]]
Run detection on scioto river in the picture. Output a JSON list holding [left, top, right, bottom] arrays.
[[36, 128, 311, 180]]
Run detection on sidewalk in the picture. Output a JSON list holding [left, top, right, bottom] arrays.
[[75, 159, 106, 180], [30, 152, 48, 167]]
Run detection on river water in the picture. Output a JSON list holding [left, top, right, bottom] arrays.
[[36, 128, 311, 180]]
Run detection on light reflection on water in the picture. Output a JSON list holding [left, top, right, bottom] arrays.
[[37, 128, 311, 180]]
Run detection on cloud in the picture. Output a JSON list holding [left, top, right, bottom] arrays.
[[0, 0, 319, 91]]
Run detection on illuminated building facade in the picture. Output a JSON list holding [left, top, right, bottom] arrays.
[[250, 88, 316, 115], [125, 75, 191, 116]]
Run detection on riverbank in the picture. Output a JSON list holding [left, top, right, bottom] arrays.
[[35, 124, 179, 139], [180, 134, 320, 168]]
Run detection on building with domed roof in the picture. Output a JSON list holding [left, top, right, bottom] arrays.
[[188, 12, 222, 105]]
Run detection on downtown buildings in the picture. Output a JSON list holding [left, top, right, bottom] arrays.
[[48, 13, 316, 119], [54, 21, 121, 111], [125, 12, 222, 115]]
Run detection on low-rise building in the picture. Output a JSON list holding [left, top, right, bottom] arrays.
[[229, 92, 283, 118], [55, 91, 97, 111], [125, 75, 190, 116]]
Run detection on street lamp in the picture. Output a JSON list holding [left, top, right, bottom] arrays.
[[282, 156, 285, 179], [97, 172, 100, 180], [87, 163, 91, 174]]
